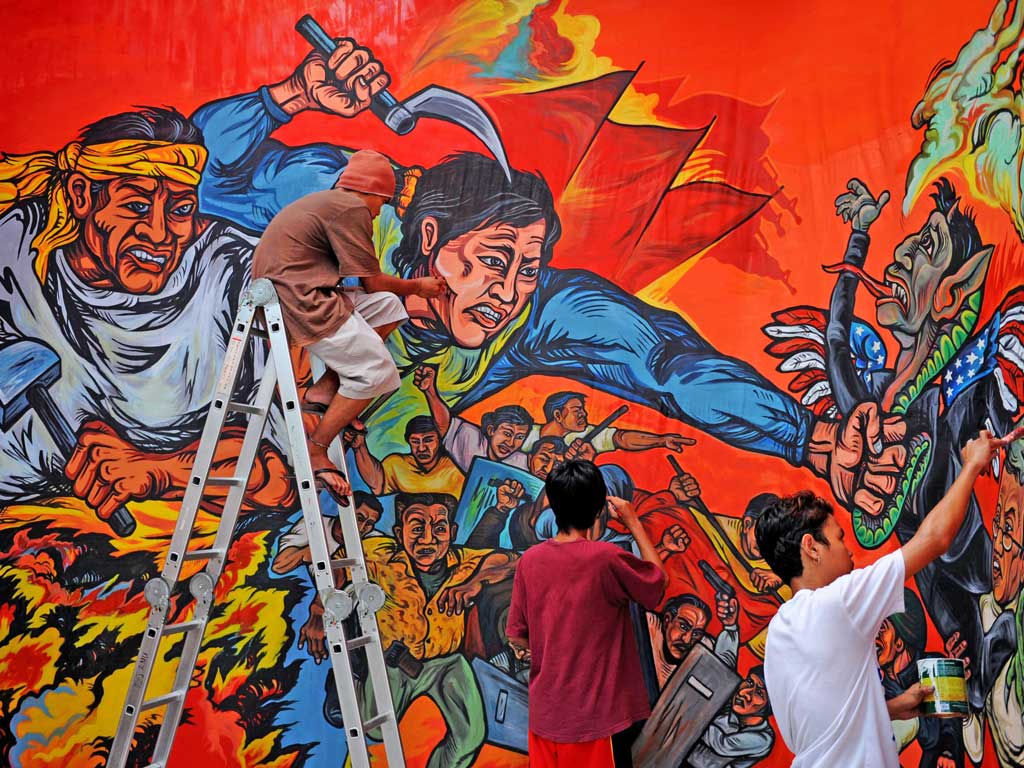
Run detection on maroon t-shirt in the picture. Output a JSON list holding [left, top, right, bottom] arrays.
[[506, 538, 665, 742]]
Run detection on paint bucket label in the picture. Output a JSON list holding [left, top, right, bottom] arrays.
[[916, 658, 968, 717]]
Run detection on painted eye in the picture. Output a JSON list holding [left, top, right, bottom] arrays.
[[520, 266, 539, 278], [920, 230, 933, 256], [172, 202, 195, 216], [480, 255, 504, 268], [126, 201, 151, 214]]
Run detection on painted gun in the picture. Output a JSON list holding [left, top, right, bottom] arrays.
[[295, 14, 512, 180], [667, 454, 785, 604], [698, 559, 736, 600]]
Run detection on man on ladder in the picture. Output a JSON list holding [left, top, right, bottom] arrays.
[[107, 149, 443, 768], [253, 148, 444, 502]]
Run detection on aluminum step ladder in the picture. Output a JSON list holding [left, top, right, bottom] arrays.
[[107, 277, 405, 768]]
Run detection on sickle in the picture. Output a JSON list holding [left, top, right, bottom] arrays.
[[297, 15, 513, 181]]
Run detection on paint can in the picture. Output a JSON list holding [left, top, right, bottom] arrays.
[[916, 658, 968, 717]]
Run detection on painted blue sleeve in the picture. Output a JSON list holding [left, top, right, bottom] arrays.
[[467, 269, 813, 465], [191, 87, 351, 231]]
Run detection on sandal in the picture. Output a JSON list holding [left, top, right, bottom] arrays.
[[312, 467, 351, 507], [302, 399, 330, 416]]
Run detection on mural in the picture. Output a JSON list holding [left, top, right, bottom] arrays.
[[1, 1, 1024, 766]]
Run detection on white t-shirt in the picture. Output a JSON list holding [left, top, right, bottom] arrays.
[[764, 549, 906, 768]]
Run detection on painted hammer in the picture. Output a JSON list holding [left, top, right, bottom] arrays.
[[0, 339, 137, 535]]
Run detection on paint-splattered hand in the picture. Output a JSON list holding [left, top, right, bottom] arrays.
[[495, 479, 525, 512], [437, 580, 482, 615], [66, 420, 166, 523], [269, 38, 391, 118], [751, 568, 783, 594], [668, 471, 701, 504], [834, 178, 889, 233], [299, 605, 329, 664]]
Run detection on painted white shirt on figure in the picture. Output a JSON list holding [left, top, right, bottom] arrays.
[[764, 549, 906, 768], [0, 203, 268, 500]]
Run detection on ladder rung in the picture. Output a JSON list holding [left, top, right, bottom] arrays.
[[163, 620, 203, 636], [142, 764, 165, 768], [331, 558, 359, 570], [141, 690, 185, 711], [363, 712, 394, 731], [227, 401, 266, 416], [181, 548, 225, 561], [346, 635, 373, 650], [207, 477, 246, 487]]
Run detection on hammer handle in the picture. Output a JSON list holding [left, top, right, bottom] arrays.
[[295, 15, 399, 124], [28, 386, 137, 537]]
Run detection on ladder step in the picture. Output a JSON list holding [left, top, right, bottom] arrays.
[[346, 635, 373, 651], [163, 620, 203, 636], [363, 712, 394, 731], [181, 548, 225, 561], [142, 764, 165, 768], [207, 477, 246, 488], [141, 690, 186, 711], [227, 401, 266, 416], [330, 558, 359, 570]]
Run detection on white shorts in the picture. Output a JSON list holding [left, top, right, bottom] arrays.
[[307, 290, 408, 399]]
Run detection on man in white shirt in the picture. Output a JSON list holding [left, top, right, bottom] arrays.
[[756, 430, 1008, 767]]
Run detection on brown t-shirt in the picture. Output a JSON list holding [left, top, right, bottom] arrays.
[[252, 189, 382, 345]]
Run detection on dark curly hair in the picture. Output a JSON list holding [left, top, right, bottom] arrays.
[[754, 491, 833, 583], [392, 152, 561, 278]]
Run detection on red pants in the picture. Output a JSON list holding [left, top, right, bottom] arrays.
[[528, 731, 615, 767]]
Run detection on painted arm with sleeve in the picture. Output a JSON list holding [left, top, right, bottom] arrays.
[[191, 40, 392, 231], [465, 268, 901, 516]]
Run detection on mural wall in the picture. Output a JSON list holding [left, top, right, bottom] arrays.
[[2, 0, 1024, 765]]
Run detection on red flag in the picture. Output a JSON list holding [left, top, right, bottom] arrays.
[[552, 120, 708, 278], [483, 70, 635, 194]]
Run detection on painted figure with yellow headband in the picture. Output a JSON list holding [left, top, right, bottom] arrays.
[[0, 38, 389, 528]]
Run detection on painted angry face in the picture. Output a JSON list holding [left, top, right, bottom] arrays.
[[992, 468, 1024, 606], [396, 502, 454, 572], [74, 175, 199, 294], [428, 219, 546, 348], [662, 603, 708, 663], [486, 421, 530, 460], [878, 211, 955, 336], [408, 430, 442, 470]]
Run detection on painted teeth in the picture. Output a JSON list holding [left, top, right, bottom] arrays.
[[131, 249, 166, 265], [887, 281, 907, 305], [474, 305, 501, 321]]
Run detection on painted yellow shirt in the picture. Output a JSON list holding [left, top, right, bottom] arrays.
[[689, 506, 792, 658], [380, 453, 465, 497], [363, 537, 489, 659]]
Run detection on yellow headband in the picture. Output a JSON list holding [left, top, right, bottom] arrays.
[[0, 139, 207, 281], [395, 166, 423, 219]]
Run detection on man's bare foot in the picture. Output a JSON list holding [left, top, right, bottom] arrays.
[[308, 443, 351, 503]]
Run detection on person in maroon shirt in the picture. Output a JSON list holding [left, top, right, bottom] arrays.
[[506, 459, 667, 767]]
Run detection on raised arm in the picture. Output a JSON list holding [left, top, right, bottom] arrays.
[[413, 365, 451, 436], [902, 430, 1008, 577], [192, 39, 391, 231], [349, 430, 385, 495]]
